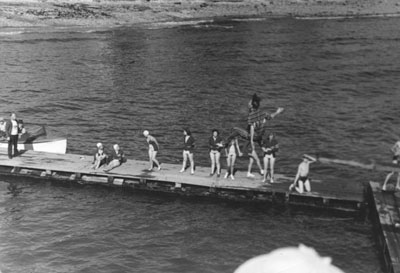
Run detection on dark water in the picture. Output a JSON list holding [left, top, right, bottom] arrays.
[[1, 16, 400, 272]]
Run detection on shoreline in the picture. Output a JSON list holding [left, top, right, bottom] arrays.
[[1, 0, 400, 29]]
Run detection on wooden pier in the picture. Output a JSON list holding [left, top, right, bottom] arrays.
[[0, 149, 365, 212], [369, 182, 400, 273]]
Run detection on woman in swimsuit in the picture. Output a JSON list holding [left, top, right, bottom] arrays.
[[180, 128, 195, 174], [143, 130, 161, 171], [92, 142, 108, 170], [208, 129, 224, 177], [224, 137, 242, 180], [261, 132, 279, 183]]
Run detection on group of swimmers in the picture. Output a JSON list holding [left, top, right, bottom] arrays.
[[88, 93, 320, 194], [90, 93, 317, 194]]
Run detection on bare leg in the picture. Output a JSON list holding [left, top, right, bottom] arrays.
[[382, 172, 394, 191], [210, 151, 215, 175], [189, 153, 195, 174], [396, 172, 400, 191], [180, 151, 187, 172], [230, 154, 236, 179], [215, 152, 221, 175], [152, 151, 160, 170], [295, 181, 304, 194], [225, 156, 231, 178], [148, 149, 153, 170], [247, 157, 255, 177], [104, 160, 121, 172], [253, 150, 263, 175], [263, 156, 268, 182], [304, 179, 311, 192], [270, 157, 276, 183]]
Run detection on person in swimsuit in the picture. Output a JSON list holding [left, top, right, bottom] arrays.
[[224, 137, 243, 180], [143, 130, 161, 171], [91, 142, 108, 169], [180, 128, 195, 175], [104, 144, 126, 172], [382, 140, 400, 191], [261, 132, 279, 183], [289, 154, 317, 193], [227, 94, 284, 178], [209, 129, 224, 177]]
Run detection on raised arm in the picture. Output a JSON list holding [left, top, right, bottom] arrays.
[[304, 154, 317, 163], [269, 107, 285, 119]]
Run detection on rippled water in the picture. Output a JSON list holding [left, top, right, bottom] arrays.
[[1, 16, 400, 272]]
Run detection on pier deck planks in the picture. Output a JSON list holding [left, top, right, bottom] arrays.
[[0, 149, 364, 211], [369, 182, 400, 273]]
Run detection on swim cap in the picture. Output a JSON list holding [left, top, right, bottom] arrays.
[[143, 130, 149, 137]]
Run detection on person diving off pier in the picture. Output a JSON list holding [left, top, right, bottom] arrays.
[[227, 93, 284, 177]]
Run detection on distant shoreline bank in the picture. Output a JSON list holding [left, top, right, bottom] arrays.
[[1, 0, 400, 28]]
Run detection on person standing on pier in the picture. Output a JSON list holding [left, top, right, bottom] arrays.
[[143, 130, 161, 171], [289, 154, 317, 193], [5, 113, 21, 159], [261, 132, 279, 183], [224, 137, 243, 180], [180, 128, 195, 175], [209, 129, 223, 177], [382, 140, 400, 191], [104, 144, 126, 172], [227, 94, 284, 178]]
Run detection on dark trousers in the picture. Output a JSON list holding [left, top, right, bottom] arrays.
[[8, 135, 19, 157]]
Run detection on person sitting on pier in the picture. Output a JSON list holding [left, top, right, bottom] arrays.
[[227, 94, 284, 178], [91, 142, 108, 170], [104, 144, 126, 172], [209, 129, 224, 177], [261, 132, 279, 183], [143, 130, 161, 171], [180, 128, 195, 175], [382, 140, 400, 191], [224, 137, 243, 180], [289, 154, 317, 194]]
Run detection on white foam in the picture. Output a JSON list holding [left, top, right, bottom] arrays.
[[0, 31, 24, 36]]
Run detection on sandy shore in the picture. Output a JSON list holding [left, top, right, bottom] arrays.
[[0, 0, 400, 28]]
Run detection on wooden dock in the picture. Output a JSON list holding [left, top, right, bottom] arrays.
[[369, 182, 400, 273], [0, 149, 365, 212]]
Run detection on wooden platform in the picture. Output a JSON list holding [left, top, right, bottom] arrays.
[[369, 182, 400, 273], [0, 149, 365, 212]]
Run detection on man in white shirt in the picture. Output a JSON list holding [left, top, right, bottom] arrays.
[[5, 113, 20, 159]]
